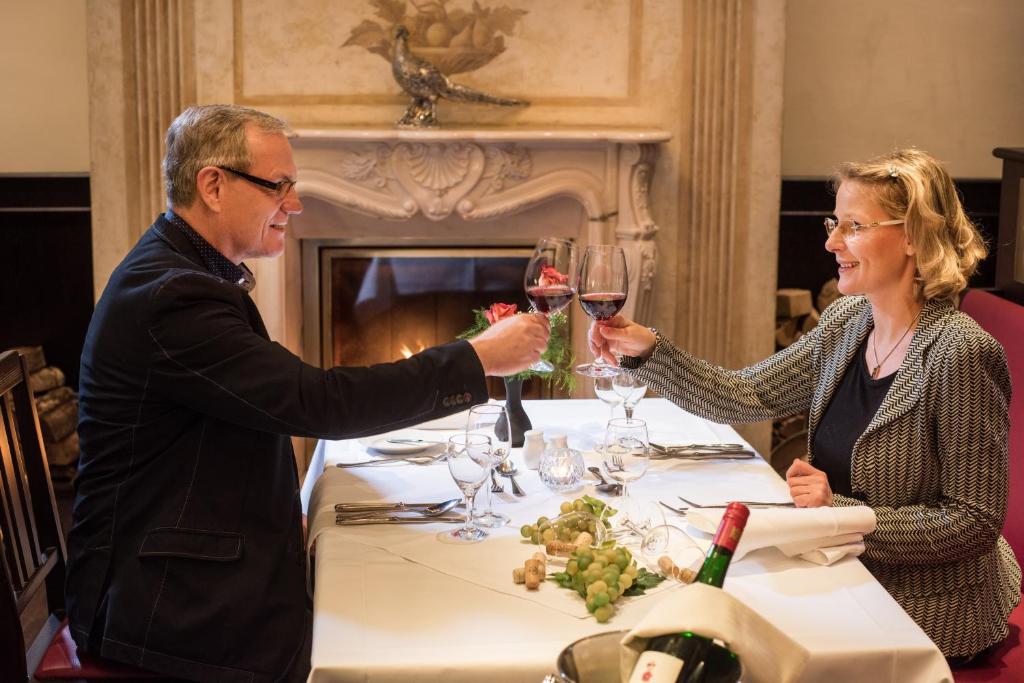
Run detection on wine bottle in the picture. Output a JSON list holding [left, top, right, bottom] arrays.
[[627, 502, 750, 683]]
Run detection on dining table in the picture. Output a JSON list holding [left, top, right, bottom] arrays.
[[301, 398, 953, 683]]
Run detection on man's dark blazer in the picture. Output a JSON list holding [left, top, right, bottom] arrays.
[[66, 214, 488, 683]]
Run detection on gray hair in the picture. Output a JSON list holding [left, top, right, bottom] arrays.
[[163, 104, 289, 208]]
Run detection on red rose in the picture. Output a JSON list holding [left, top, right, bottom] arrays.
[[539, 265, 569, 286], [484, 302, 518, 325]]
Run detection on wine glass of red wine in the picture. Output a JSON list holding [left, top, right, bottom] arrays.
[[523, 237, 577, 372], [576, 245, 628, 378]]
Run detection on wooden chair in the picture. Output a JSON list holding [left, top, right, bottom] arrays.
[[0, 349, 164, 681], [955, 290, 1024, 681]]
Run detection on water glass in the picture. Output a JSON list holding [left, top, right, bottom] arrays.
[[600, 418, 650, 526], [445, 434, 492, 543], [593, 375, 623, 422], [466, 403, 512, 528], [612, 373, 648, 419]]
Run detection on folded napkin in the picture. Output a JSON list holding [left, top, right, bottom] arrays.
[[687, 506, 876, 565], [620, 583, 809, 683]]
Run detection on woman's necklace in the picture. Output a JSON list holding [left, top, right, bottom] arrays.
[[870, 309, 922, 379]]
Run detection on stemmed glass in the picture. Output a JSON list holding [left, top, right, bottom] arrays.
[[445, 434, 492, 543], [600, 418, 650, 529], [466, 403, 512, 528], [523, 237, 577, 372], [612, 373, 648, 419], [593, 375, 623, 422], [576, 245, 628, 378]]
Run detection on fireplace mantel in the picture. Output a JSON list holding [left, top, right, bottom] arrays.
[[255, 126, 670, 385]]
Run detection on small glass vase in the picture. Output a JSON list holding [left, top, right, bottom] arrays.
[[495, 376, 532, 447]]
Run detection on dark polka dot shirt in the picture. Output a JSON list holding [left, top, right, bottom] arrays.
[[166, 211, 256, 292]]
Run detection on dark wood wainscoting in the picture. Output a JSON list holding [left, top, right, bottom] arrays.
[[777, 178, 1000, 299], [0, 176, 93, 390]]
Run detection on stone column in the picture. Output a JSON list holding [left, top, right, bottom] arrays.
[[674, 0, 785, 454], [86, 0, 195, 300]]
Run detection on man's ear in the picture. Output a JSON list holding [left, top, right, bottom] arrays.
[[194, 167, 224, 212]]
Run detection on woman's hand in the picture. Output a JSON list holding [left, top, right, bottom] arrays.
[[588, 315, 657, 365], [786, 458, 834, 507]]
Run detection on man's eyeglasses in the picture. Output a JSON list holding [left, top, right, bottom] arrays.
[[824, 217, 903, 238], [217, 166, 297, 198]]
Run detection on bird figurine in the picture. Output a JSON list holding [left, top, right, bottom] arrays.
[[390, 25, 528, 128]]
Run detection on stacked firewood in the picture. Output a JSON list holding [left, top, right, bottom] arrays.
[[16, 346, 80, 484], [769, 280, 842, 474]]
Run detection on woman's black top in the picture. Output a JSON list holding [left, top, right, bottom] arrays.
[[811, 336, 896, 499]]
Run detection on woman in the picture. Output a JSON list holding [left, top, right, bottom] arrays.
[[591, 149, 1021, 661]]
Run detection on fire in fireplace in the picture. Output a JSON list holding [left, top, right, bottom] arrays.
[[320, 247, 564, 398]]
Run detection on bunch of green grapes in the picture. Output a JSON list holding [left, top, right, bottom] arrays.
[[551, 545, 638, 623], [519, 495, 614, 546]]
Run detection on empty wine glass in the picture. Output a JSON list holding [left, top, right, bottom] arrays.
[[466, 403, 512, 528], [523, 237, 577, 372], [445, 433, 492, 543], [600, 418, 649, 529], [576, 245, 628, 378], [593, 375, 623, 422], [612, 373, 648, 419]]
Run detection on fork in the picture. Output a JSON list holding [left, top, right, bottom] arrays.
[[677, 495, 795, 508], [490, 469, 505, 494], [610, 453, 625, 471], [659, 500, 688, 515]]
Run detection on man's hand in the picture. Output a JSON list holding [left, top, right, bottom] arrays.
[[588, 315, 657, 365], [468, 313, 550, 377], [786, 458, 834, 507]]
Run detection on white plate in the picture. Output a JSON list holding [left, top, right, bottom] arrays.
[[358, 430, 443, 455]]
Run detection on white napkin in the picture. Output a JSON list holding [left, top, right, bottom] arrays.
[[687, 506, 876, 565], [620, 583, 809, 683]]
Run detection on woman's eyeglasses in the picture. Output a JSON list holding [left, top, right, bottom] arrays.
[[824, 217, 903, 238], [217, 166, 297, 198]]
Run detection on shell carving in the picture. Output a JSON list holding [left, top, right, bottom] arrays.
[[402, 143, 473, 193]]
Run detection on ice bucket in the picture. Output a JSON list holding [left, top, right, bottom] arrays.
[[550, 630, 627, 683]]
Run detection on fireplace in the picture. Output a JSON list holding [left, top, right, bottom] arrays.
[[319, 246, 555, 398]]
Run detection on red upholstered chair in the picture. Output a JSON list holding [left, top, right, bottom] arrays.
[[955, 290, 1024, 681], [0, 350, 165, 681]]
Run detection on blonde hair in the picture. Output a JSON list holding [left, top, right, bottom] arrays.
[[163, 104, 288, 208], [830, 148, 987, 301]]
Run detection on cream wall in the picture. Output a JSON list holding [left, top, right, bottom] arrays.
[[783, 0, 1024, 179], [0, 0, 90, 173]]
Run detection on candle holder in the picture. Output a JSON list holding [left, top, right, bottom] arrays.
[[539, 445, 585, 492]]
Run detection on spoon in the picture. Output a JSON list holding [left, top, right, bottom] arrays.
[[334, 498, 461, 515], [587, 466, 623, 495], [496, 460, 526, 496]]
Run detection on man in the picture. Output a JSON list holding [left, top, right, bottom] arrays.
[[65, 105, 549, 683]]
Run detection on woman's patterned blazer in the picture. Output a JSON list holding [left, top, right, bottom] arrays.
[[626, 294, 1021, 656]]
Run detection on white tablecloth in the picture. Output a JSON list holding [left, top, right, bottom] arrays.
[[304, 399, 952, 683]]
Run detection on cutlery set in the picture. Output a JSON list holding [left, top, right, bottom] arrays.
[[334, 498, 464, 525], [648, 442, 756, 460], [659, 495, 795, 516]]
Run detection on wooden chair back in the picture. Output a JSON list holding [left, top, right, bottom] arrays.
[[0, 349, 67, 681]]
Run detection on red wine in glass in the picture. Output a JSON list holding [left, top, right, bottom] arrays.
[[576, 245, 628, 378], [579, 292, 626, 321], [527, 285, 574, 314], [523, 238, 577, 372]]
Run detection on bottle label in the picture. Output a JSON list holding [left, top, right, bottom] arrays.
[[627, 650, 684, 683]]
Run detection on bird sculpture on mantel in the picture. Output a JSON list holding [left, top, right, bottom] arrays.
[[390, 25, 528, 128]]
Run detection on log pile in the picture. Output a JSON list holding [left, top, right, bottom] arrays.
[[15, 346, 79, 484]]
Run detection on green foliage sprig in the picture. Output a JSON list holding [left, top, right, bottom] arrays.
[[458, 308, 575, 392]]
